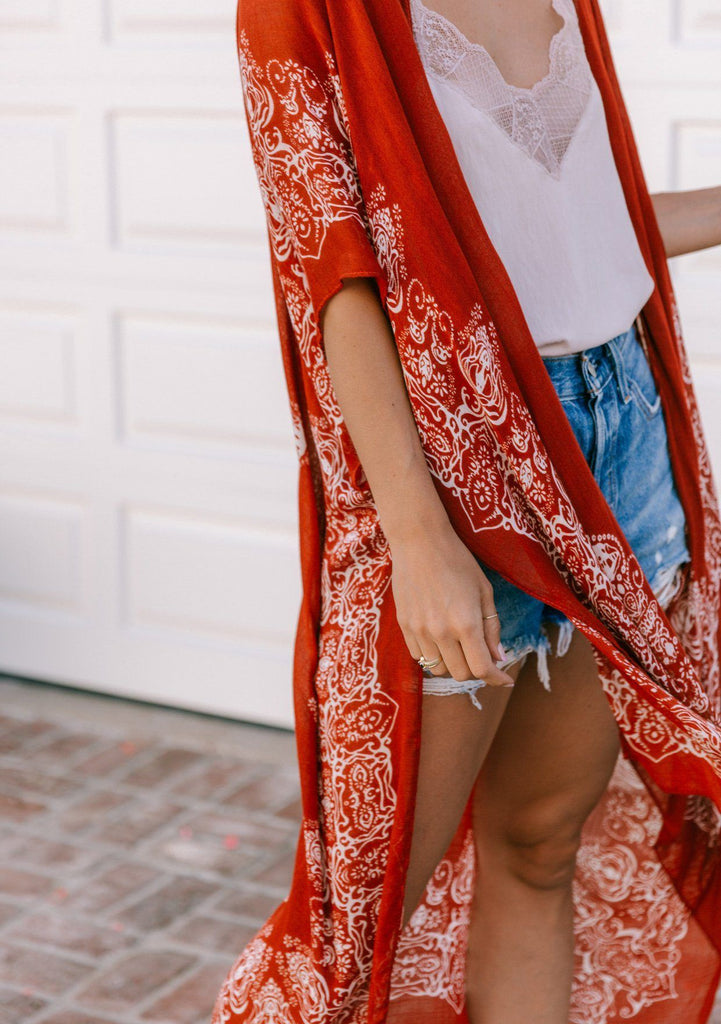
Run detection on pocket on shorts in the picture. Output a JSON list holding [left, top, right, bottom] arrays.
[[626, 341, 662, 420]]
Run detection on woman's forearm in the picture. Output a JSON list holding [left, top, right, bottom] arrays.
[[650, 186, 721, 258], [320, 277, 451, 548]]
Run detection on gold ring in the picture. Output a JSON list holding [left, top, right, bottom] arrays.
[[418, 655, 442, 669], [483, 613, 499, 620]]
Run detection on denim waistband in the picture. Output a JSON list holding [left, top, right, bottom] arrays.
[[540, 322, 640, 401]]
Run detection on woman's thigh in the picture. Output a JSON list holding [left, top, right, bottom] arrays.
[[472, 622, 621, 881]]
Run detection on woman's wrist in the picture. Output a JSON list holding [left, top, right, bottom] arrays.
[[378, 488, 456, 553]]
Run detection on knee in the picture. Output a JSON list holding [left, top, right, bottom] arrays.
[[493, 798, 585, 891]]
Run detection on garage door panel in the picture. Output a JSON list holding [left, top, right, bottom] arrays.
[[107, 0, 231, 41], [124, 506, 298, 644], [677, 1, 721, 46], [0, 491, 85, 614], [111, 111, 263, 251], [0, 0, 60, 31], [0, 111, 71, 234], [117, 315, 293, 454], [0, 310, 78, 427]]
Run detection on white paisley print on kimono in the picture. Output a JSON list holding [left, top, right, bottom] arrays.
[[214, 31, 721, 1024], [570, 757, 689, 1024], [220, 35, 407, 1024], [364, 185, 717, 727], [389, 829, 476, 1012], [362, 185, 721, 1011]]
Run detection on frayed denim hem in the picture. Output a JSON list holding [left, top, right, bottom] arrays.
[[420, 554, 689, 712], [421, 616, 575, 710]]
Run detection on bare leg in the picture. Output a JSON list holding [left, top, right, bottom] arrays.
[[401, 663, 526, 929], [465, 622, 621, 1024]]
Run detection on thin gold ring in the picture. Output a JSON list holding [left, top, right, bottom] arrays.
[[483, 612, 499, 620], [418, 655, 442, 669]]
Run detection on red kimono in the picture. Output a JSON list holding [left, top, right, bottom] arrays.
[[212, 1, 721, 1021]]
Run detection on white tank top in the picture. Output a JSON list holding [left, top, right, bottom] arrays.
[[409, 0, 655, 356]]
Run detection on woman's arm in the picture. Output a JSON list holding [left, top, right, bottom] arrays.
[[320, 277, 514, 686], [650, 186, 721, 258]]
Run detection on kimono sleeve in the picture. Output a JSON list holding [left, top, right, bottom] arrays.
[[237, 11, 387, 322]]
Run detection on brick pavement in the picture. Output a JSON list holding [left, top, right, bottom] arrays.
[[0, 675, 301, 1024], [0, 674, 718, 1024]]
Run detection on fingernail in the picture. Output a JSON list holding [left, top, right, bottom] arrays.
[[502, 681, 515, 688], [498, 642, 507, 661]]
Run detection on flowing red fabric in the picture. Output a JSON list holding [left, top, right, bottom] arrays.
[[212, 1, 721, 1021]]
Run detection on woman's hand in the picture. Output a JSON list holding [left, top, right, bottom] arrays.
[[390, 521, 516, 687]]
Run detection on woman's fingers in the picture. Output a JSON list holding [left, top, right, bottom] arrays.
[[404, 634, 448, 675], [432, 638, 468, 682], [397, 564, 515, 687], [457, 622, 515, 687], [481, 613, 504, 662], [477, 581, 505, 662], [414, 626, 514, 688]]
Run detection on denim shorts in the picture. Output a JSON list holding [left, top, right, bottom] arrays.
[[422, 319, 692, 709]]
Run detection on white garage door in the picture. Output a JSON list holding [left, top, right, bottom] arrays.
[[0, 1, 719, 728], [604, 0, 721, 463]]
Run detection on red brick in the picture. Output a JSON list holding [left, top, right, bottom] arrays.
[[140, 960, 230, 1023], [0, 719, 56, 755], [0, 941, 88, 994], [220, 769, 300, 814], [0, 866, 54, 899], [114, 875, 218, 932], [30, 730, 101, 765], [75, 950, 196, 1012], [7, 835, 96, 871], [168, 913, 259, 953], [0, 793, 47, 823], [276, 794, 303, 823], [72, 740, 153, 778], [0, 903, 20, 928], [146, 835, 261, 877], [0, 766, 79, 800], [250, 847, 296, 891], [182, 810, 292, 849], [0, 986, 47, 1023], [120, 748, 206, 788], [31, 1014, 121, 1024], [167, 758, 257, 800], [210, 887, 282, 921], [89, 800, 184, 848], [6, 912, 135, 958], [55, 790, 132, 833], [61, 862, 162, 915]]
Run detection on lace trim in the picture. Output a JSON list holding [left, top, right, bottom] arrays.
[[410, 0, 594, 178]]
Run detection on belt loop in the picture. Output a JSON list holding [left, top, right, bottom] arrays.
[[608, 328, 633, 404]]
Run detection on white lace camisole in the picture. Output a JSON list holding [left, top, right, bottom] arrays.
[[410, 0, 655, 356]]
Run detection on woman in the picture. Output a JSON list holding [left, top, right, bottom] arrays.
[[213, 1, 721, 1022]]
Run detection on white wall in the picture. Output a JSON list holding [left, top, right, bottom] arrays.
[[602, 0, 721, 472]]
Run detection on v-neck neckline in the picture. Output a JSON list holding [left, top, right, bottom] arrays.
[[409, 0, 570, 95]]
